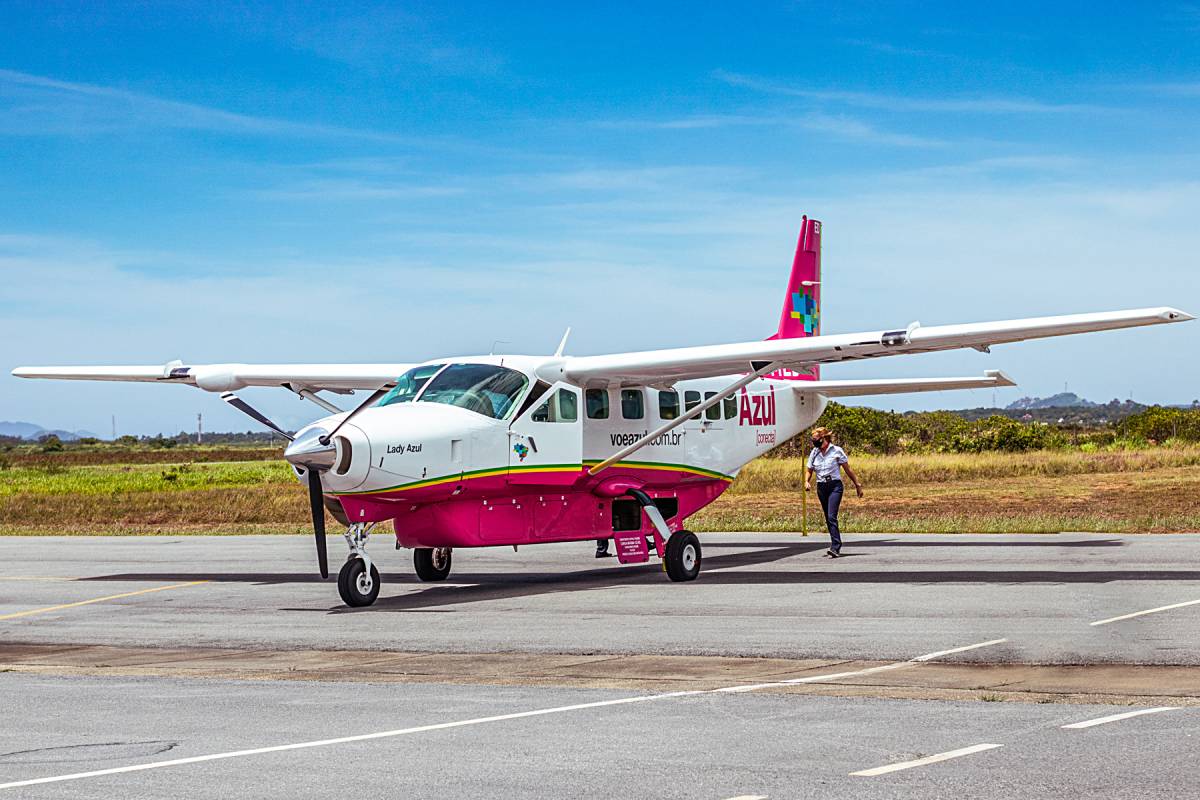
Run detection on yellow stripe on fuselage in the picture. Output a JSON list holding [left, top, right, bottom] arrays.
[[336, 460, 731, 497]]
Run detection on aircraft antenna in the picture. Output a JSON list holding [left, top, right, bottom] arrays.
[[554, 327, 571, 357]]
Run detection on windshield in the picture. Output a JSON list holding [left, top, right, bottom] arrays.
[[418, 364, 529, 419], [377, 364, 445, 408]]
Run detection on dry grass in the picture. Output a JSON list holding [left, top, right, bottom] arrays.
[[2, 447, 1198, 535], [694, 450, 1200, 533]]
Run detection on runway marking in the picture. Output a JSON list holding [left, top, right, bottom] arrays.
[[0, 577, 78, 581], [0, 637, 1007, 791], [0, 581, 208, 621], [1090, 599, 1200, 626], [720, 796, 768, 799], [0, 690, 703, 791], [850, 743, 1003, 777], [1061, 707, 1180, 729], [715, 638, 1008, 694]]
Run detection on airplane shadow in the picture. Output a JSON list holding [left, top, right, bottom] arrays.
[[72, 537, 1178, 614]]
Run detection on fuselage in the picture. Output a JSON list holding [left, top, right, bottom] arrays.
[[289, 356, 825, 549]]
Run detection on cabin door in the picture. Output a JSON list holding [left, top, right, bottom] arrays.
[[508, 383, 584, 485]]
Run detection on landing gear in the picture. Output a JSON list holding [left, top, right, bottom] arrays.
[[664, 530, 701, 582], [338, 558, 380, 607], [414, 547, 453, 581], [338, 522, 380, 607]]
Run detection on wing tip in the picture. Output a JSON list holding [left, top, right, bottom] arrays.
[[984, 369, 1017, 387]]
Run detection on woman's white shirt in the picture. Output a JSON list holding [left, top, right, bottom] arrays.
[[807, 445, 848, 482]]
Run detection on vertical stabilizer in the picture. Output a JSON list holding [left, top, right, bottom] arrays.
[[767, 216, 821, 380]]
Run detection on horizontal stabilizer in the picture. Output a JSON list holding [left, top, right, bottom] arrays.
[[797, 370, 1016, 398]]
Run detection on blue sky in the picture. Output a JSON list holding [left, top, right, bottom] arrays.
[[2, 1, 1199, 435]]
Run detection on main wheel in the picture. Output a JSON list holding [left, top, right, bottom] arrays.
[[337, 558, 380, 607], [664, 530, 701, 582], [414, 547, 452, 581]]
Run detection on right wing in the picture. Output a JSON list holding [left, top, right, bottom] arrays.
[[11, 361, 415, 393], [559, 307, 1193, 386]]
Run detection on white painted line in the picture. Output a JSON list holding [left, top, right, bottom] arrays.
[[1061, 707, 1180, 729], [911, 638, 1009, 661], [715, 638, 1008, 694], [0, 690, 703, 791], [0, 637, 1009, 791], [850, 743, 1003, 777], [721, 796, 767, 800], [1090, 599, 1200, 627]]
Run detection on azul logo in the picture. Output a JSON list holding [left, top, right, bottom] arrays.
[[790, 289, 819, 335], [739, 385, 776, 427], [513, 443, 530, 461]]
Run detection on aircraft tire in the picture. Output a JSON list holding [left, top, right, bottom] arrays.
[[414, 547, 453, 581], [664, 531, 701, 582], [337, 558, 381, 607]]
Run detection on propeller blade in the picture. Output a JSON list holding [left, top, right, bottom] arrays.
[[306, 468, 329, 579], [220, 392, 294, 441], [319, 384, 392, 445]]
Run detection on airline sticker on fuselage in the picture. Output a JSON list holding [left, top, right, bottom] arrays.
[[739, 385, 776, 427], [609, 431, 684, 447], [387, 443, 423, 454]]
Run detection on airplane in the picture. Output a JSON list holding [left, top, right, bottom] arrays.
[[12, 217, 1193, 607]]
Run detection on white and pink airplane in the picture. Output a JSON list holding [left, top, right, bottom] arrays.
[[13, 217, 1193, 606]]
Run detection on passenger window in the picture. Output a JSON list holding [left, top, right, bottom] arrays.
[[705, 391, 720, 421], [684, 390, 701, 415], [621, 389, 644, 420], [724, 394, 737, 420], [658, 390, 679, 420], [531, 388, 580, 423], [586, 389, 609, 419]]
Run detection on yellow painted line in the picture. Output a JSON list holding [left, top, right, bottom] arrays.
[[0, 581, 208, 621]]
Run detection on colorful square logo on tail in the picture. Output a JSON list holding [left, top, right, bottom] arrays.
[[789, 289, 819, 335]]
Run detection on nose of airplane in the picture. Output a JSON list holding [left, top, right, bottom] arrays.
[[284, 426, 337, 471]]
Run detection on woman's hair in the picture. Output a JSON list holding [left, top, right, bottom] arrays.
[[810, 426, 833, 443]]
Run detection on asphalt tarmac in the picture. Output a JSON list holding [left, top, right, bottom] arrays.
[[1, 532, 1198, 797]]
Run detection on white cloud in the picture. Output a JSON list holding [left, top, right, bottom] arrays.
[[713, 70, 1111, 114], [0, 68, 406, 141]]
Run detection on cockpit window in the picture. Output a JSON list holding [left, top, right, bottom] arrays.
[[418, 364, 529, 419], [377, 364, 445, 408]]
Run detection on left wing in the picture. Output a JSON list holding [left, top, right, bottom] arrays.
[[558, 307, 1192, 386], [11, 361, 415, 393]]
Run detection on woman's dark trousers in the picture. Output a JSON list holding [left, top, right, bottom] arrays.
[[816, 479, 844, 553]]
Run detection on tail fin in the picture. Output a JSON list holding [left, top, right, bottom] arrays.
[[766, 215, 821, 381]]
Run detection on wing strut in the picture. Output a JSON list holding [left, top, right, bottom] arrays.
[[588, 362, 780, 476]]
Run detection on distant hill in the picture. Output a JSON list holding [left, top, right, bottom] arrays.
[[0, 421, 100, 441], [1006, 392, 1097, 410]]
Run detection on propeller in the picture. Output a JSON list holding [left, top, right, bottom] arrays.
[[306, 468, 329, 579], [219, 392, 293, 441], [318, 384, 392, 445], [219, 391, 332, 579]]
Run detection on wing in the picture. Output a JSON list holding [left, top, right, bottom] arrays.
[[559, 307, 1192, 386], [11, 360, 415, 393]]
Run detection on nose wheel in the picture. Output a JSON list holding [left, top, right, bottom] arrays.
[[337, 558, 380, 607]]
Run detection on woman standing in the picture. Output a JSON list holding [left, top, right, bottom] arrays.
[[804, 427, 863, 558]]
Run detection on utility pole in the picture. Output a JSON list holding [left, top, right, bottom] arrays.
[[111, 415, 116, 441], [197, 413, 203, 445]]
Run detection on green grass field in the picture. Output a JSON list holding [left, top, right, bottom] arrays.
[[1, 446, 1198, 534]]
